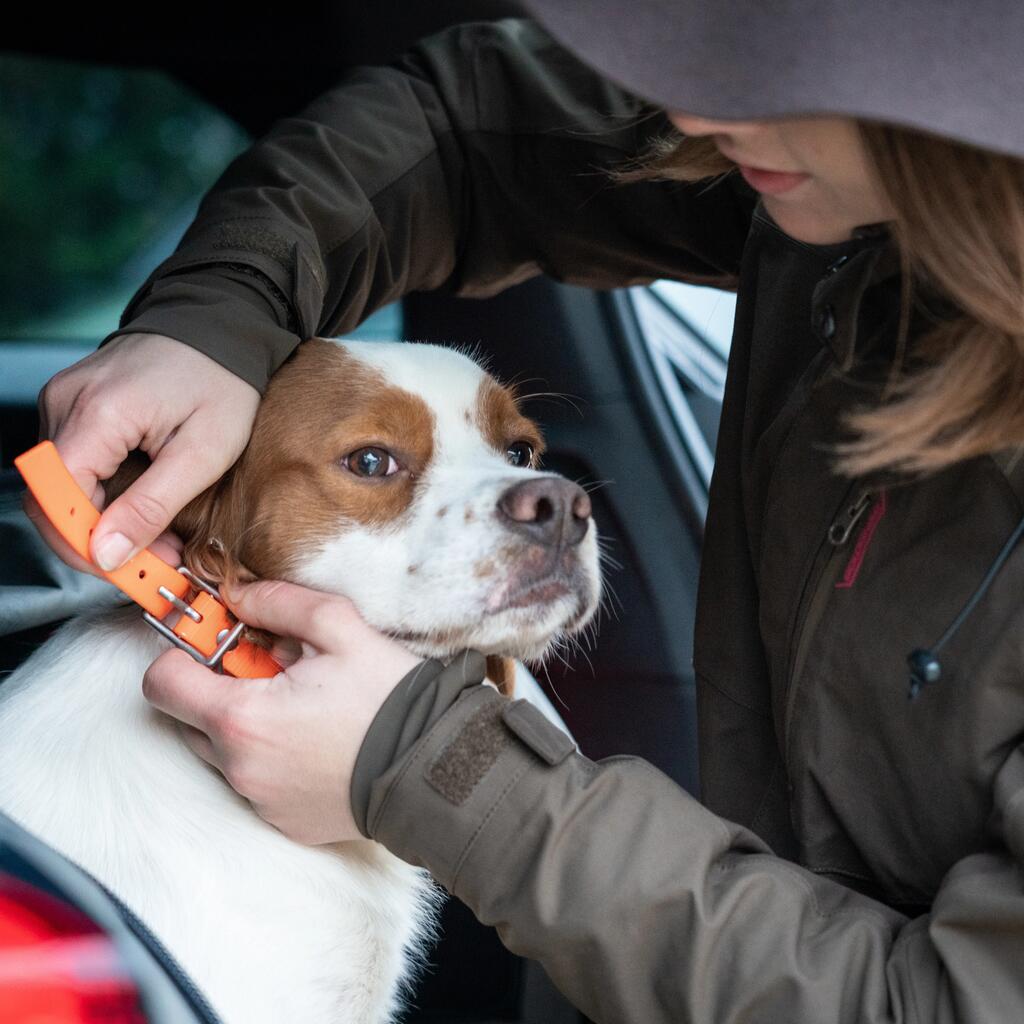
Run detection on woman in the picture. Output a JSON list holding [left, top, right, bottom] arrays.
[[32, 2, 1024, 1020]]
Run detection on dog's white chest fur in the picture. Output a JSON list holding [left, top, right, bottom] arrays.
[[0, 608, 434, 1024]]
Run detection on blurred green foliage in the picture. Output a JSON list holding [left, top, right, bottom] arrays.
[[0, 55, 248, 339]]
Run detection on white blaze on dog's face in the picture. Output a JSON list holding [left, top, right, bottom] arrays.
[[205, 339, 600, 662]]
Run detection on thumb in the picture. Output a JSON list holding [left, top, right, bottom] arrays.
[[223, 579, 359, 653], [91, 426, 229, 571], [142, 648, 243, 732]]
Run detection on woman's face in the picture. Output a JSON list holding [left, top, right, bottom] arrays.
[[668, 113, 894, 245]]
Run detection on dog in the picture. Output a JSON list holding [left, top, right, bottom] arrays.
[[0, 339, 601, 1024]]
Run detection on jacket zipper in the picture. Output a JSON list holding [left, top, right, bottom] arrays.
[[827, 489, 873, 547], [784, 486, 874, 744]]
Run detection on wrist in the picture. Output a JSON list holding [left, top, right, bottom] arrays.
[[350, 652, 486, 837]]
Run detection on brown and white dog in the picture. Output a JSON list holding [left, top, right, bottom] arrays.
[[0, 340, 601, 1024]]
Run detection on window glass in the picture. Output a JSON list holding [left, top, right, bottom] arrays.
[[340, 304, 404, 342], [0, 54, 404, 404], [630, 280, 736, 494], [649, 280, 736, 360], [0, 55, 250, 342]]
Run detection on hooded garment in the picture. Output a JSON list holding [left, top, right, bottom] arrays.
[[524, 0, 1024, 157]]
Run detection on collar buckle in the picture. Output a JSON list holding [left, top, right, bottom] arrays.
[[142, 567, 246, 671]]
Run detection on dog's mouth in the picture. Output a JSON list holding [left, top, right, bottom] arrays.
[[385, 562, 593, 661], [482, 544, 587, 616], [367, 538, 600, 663], [485, 574, 571, 614]]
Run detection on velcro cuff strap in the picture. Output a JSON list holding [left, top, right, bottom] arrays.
[[426, 702, 511, 806], [501, 700, 577, 766], [424, 697, 577, 807]]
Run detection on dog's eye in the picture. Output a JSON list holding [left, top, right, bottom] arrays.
[[345, 447, 398, 478], [505, 441, 534, 467]]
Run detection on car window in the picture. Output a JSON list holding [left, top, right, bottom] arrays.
[[630, 280, 736, 494], [0, 55, 250, 343], [0, 54, 401, 406]]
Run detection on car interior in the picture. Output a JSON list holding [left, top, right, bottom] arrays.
[[1, 4, 737, 1021]]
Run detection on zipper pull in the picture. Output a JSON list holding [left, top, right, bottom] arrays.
[[828, 490, 872, 546]]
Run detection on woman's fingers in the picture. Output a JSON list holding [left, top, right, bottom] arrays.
[[141, 583, 420, 845], [33, 333, 260, 574], [222, 580, 361, 653], [48, 397, 135, 526], [177, 722, 222, 772], [149, 529, 186, 567], [88, 422, 233, 570], [22, 491, 98, 576], [143, 648, 255, 732]]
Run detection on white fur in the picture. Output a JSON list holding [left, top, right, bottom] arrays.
[[302, 342, 601, 662], [0, 341, 599, 1023], [0, 609, 435, 1023]]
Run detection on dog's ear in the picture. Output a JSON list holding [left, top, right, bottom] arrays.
[[102, 451, 255, 589], [485, 655, 516, 697], [173, 478, 257, 590]]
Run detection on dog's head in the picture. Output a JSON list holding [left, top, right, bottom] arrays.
[[174, 339, 601, 665]]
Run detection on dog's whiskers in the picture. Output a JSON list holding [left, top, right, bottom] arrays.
[[517, 391, 585, 417], [564, 632, 596, 678]]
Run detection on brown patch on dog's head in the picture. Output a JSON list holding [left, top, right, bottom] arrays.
[[107, 341, 437, 589], [208, 340, 435, 582], [475, 377, 545, 466]]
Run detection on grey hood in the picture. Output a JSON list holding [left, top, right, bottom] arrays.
[[523, 0, 1024, 158]]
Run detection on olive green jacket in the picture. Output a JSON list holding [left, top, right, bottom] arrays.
[[111, 19, 1024, 1024]]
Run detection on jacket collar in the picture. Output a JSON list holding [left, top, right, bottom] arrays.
[[810, 226, 901, 370]]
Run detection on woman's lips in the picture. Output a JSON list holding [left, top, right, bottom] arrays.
[[737, 164, 810, 195]]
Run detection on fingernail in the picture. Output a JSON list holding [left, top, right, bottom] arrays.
[[95, 532, 136, 571]]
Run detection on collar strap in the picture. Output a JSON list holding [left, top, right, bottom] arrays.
[[15, 442, 280, 679]]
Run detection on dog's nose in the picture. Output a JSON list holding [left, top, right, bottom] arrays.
[[497, 478, 591, 547]]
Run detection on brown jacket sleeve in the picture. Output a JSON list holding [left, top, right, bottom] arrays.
[[355, 658, 1024, 1024], [106, 18, 754, 391]]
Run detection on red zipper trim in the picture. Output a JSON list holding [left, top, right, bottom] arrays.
[[834, 489, 887, 590]]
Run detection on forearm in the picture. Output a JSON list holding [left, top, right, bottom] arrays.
[[107, 266, 297, 393], [108, 19, 754, 391], [355, 660, 1024, 1024]]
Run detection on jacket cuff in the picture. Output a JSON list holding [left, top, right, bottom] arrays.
[[363, 670, 578, 891], [351, 651, 488, 838], [103, 265, 304, 393]]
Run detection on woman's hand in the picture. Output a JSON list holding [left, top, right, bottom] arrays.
[[142, 580, 421, 845], [31, 333, 260, 573]]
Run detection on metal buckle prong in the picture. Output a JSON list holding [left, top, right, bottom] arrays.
[[142, 567, 247, 672], [156, 585, 202, 622]]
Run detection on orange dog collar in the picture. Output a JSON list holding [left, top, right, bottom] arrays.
[[15, 441, 280, 679]]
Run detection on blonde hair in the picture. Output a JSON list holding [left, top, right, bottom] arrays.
[[618, 123, 1024, 477]]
